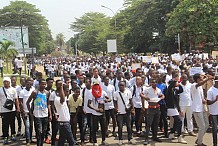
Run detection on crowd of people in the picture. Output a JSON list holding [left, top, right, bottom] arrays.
[[0, 53, 217, 146]]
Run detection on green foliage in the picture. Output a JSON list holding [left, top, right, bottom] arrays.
[[0, 39, 18, 71], [0, 1, 54, 55], [55, 33, 65, 48], [70, 12, 112, 54], [166, 0, 218, 51]]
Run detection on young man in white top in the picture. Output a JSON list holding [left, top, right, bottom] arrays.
[[54, 82, 76, 146], [114, 81, 135, 145], [88, 80, 109, 146], [130, 76, 143, 135], [111, 69, 130, 91], [141, 78, 164, 145], [207, 76, 218, 146], [19, 79, 35, 146], [0, 77, 20, 145], [179, 74, 196, 136], [26, 79, 52, 146], [102, 76, 117, 137], [191, 73, 213, 146], [16, 57, 23, 76]]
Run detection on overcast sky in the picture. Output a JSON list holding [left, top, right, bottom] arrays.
[[0, 0, 124, 40]]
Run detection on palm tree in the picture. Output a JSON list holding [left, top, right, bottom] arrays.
[[0, 39, 18, 71], [55, 33, 65, 50]]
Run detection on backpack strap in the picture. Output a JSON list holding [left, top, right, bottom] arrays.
[[114, 78, 116, 90], [132, 85, 136, 98], [82, 88, 86, 107]]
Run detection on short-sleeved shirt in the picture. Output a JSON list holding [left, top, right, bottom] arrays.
[[143, 87, 162, 101], [19, 87, 35, 113], [114, 89, 132, 115], [190, 83, 204, 112], [89, 91, 107, 116], [0, 87, 17, 113], [207, 86, 218, 115], [102, 84, 115, 110], [54, 96, 70, 122], [68, 94, 83, 113]]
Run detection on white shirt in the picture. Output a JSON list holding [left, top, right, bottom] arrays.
[[110, 78, 130, 91], [207, 86, 218, 115], [16, 59, 23, 68], [166, 74, 172, 85], [19, 87, 35, 113], [88, 91, 107, 116], [102, 84, 115, 110], [114, 89, 132, 115], [0, 87, 17, 113], [0, 59, 4, 67], [130, 85, 143, 108], [54, 96, 70, 122], [81, 88, 94, 114], [143, 86, 162, 100], [179, 83, 192, 106], [33, 80, 39, 89], [16, 86, 25, 97], [190, 83, 204, 112]]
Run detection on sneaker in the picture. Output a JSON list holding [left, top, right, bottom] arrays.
[[197, 144, 207, 146], [168, 133, 175, 140], [93, 143, 98, 146], [101, 141, 109, 146], [144, 139, 148, 145], [112, 132, 117, 137], [183, 129, 188, 134], [16, 130, 21, 136], [118, 140, 122, 145], [11, 134, 16, 141], [44, 138, 50, 144], [3, 137, 8, 145], [26, 143, 30, 146], [178, 135, 187, 144], [128, 140, 136, 145], [188, 132, 196, 136]]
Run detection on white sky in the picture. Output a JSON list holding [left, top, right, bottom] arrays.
[[0, 0, 124, 40]]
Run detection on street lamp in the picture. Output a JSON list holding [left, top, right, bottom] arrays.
[[101, 5, 116, 33]]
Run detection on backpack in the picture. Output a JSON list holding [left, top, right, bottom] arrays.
[[132, 85, 143, 98]]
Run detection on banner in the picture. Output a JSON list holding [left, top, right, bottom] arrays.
[[107, 39, 117, 53], [171, 53, 182, 61], [132, 63, 141, 70], [151, 57, 159, 64], [190, 67, 202, 76], [115, 57, 121, 63], [212, 51, 218, 59]]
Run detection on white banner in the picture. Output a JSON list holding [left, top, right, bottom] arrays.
[[107, 39, 117, 53], [190, 67, 202, 76]]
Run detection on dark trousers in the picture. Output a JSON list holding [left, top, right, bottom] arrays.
[[211, 115, 218, 145], [117, 113, 132, 140], [92, 115, 106, 143], [70, 113, 83, 140], [34, 117, 48, 146], [0, 67, 3, 77], [145, 108, 160, 139], [131, 108, 141, 132], [81, 113, 93, 142], [159, 104, 168, 136], [2, 112, 16, 138], [51, 116, 58, 145], [18, 67, 22, 76], [58, 122, 75, 146], [105, 109, 116, 133], [16, 113, 22, 132], [170, 115, 182, 136]]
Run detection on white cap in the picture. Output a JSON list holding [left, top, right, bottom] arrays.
[[3, 77, 11, 83]]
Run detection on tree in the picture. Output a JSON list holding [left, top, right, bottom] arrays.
[[0, 39, 18, 71], [70, 12, 112, 55], [116, 0, 179, 54], [166, 0, 218, 52], [0, 1, 54, 55], [55, 33, 65, 49]]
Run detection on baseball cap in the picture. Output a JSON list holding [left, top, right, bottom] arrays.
[[3, 77, 11, 83]]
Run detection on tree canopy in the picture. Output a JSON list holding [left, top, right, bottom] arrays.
[[0, 1, 54, 55]]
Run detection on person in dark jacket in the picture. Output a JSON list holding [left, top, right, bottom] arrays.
[[165, 73, 187, 144]]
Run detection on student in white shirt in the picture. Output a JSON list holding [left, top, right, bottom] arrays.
[[0, 77, 20, 144], [16, 57, 23, 75], [114, 81, 135, 145], [191, 73, 213, 146], [179, 74, 196, 136], [19, 80, 35, 145], [88, 80, 109, 146], [130, 76, 143, 134], [102, 76, 117, 137], [54, 81, 76, 146], [207, 77, 218, 146]]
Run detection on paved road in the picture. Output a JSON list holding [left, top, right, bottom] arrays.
[[0, 117, 214, 146]]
